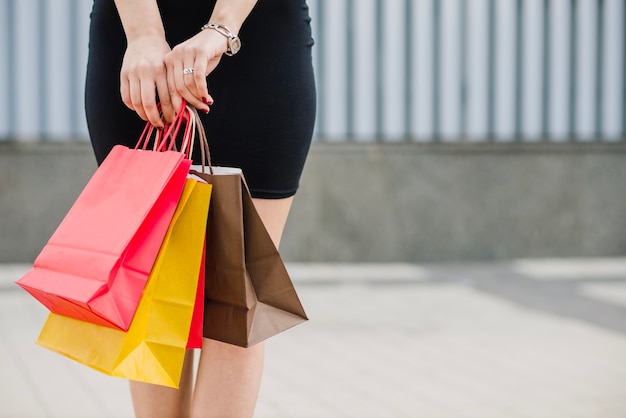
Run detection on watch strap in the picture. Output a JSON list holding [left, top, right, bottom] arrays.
[[201, 23, 241, 56]]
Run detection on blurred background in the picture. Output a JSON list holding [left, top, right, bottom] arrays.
[[1, 1, 626, 417], [0, 0, 625, 263]]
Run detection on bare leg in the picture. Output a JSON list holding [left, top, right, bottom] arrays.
[[191, 196, 294, 418], [130, 349, 195, 418]]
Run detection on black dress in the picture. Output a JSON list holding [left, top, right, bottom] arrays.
[[85, 0, 316, 199]]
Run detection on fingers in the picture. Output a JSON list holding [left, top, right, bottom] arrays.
[[119, 38, 172, 127], [180, 66, 205, 111], [191, 59, 212, 107], [166, 43, 212, 113], [120, 68, 147, 121], [120, 71, 164, 127], [141, 78, 164, 128], [179, 50, 209, 112], [155, 76, 176, 123], [127, 76, 149, 122], [166, 68, 183, 117], [120, 32, 219, 124], [120, 77, 133, 112], [182, 46, 210, 106]]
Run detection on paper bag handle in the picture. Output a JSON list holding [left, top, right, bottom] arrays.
[[159, 101, 213, 174], [134, 119, 164, 151], [131, 101, 213, 174], [185, 106, 213, 174]]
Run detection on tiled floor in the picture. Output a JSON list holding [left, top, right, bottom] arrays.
[[2, 260, 626, 418]]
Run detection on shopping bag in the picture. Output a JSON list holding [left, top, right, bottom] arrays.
[[36, 178, 211, 388], [17, 125, 191, 331], [190, 166, 308, 348], [187, 243, 205, 349]]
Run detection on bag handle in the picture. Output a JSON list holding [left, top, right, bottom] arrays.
[[131, 101, 213, 174], [185, 106, 213, 174], [133, 102, 176, 151], [134, 119, 164, 151], [160, 101, 213, 174], [157, 101, 188, 152]]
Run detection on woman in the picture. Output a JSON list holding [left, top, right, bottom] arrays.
[[85, 0, 316, 416]]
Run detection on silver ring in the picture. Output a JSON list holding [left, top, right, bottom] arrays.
[[183, 68, 194, 75]]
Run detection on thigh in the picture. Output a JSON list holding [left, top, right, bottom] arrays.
[[251, 197, 294, 248]]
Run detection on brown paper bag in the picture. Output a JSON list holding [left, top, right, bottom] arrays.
[[190, 166, 308, 347]]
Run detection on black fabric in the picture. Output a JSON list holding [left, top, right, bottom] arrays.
[[85, 0, 316, 198]]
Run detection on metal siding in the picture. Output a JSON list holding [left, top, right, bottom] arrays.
[[44, 0, 73, 139], [320, 0, 348, 140], [575, 0, 598, 140], [351, 0, 377, 141], [381, 0, 407, 141], [410, 0, 435, 141], [439, 0, 462, 141], [521, 0, 544, 140], [601, 0, 624, 140], [14, 0, 42, 140], [493, 1, 518, 141], [0, 0, 10, 138], [548, 0, 571, 141], [466, 0, 490, 141], [73, 0, 92, 138], [1, 0, 624, 143]]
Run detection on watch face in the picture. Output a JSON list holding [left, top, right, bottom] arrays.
[[227, 37, 242, 55]]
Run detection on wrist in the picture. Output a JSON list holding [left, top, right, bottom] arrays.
[[201, 23, 241, 56], [124, 26, 166, 44], [114, 0, 166, 43], [206, 10, 242, 35]]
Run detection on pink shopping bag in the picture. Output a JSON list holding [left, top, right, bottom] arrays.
[[17, 123, 191, 331]]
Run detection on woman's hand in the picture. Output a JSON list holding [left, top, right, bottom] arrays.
[[165, 29, 228, 113], [119, 35, 178, 127], [114, 0, 256, 121]]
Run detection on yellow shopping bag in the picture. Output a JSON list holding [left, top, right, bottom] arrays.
[[36, 179, 211, 388]]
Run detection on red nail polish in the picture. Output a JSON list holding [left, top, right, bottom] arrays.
[[204, 108, 210, 114]]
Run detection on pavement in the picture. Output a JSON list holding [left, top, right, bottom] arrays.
[[2, 258, 626, 418]]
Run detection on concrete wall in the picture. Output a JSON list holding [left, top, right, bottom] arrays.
[[0, 142, 96, 262], [1, 141, 625, 263], [284, 142, 626, 262]]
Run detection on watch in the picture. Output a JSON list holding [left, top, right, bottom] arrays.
[[201, 23, 241, 56]]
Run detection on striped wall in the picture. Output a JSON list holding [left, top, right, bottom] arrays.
[[310, 0, 625, 142], [0, 0, 91, 141], [0, 0, 624, 142]]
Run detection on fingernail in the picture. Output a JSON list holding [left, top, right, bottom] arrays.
[[202, 97, 208, 104], [203, 108, 210, 114]]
